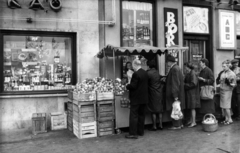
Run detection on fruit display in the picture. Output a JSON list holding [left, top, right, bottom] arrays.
[[73, 77, 125, 95]]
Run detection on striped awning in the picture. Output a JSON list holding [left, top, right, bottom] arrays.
[[97, 44, 189, 59]]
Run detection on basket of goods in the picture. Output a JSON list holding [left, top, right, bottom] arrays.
[[202, 113, 218, 132]]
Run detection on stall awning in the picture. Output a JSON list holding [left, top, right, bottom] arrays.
[[97, 44, 189, 60]]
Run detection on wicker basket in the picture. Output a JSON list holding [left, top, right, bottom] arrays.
[[202, 114, 218, 132]]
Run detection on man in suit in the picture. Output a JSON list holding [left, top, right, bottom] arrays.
[[125, 59, 148, 139], [165, 54, 185, 130]]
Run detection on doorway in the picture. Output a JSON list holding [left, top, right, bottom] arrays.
[[183, 39, 206, 75]]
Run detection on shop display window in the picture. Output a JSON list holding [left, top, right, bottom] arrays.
[[0, 30, 76, 94], [122, 1, 153, 47]]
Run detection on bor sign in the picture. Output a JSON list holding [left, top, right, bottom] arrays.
[[164, 8, 179, 48]]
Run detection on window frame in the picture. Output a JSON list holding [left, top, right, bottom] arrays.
[[0, 30, 77, 95]]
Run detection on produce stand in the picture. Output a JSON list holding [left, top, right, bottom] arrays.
[[97, 44, 189, 130]]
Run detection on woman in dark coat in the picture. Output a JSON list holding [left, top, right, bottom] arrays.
[[198, 58, 215, 114], [184, 62, 200, 128], [147, 60, 163, 130]]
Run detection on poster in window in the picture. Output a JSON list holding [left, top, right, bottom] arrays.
[[136, 10, 151, 47], [218, 10, 236, 50], [183, 7, 209, 34]]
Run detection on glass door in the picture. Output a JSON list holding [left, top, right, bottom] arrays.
[[183, 39, 206, 75]]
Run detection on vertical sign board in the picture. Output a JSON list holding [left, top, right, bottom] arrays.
[[164, 8, 179, 74], [164, 8, 179, 48], [218, 10, 236, 50]]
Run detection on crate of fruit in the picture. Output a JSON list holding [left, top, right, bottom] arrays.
[[96, 92, 114, 101], [73, 92, 96, 101]]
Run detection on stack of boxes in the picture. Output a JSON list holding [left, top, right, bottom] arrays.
[[96, 92, 115, 136], [72, 92, 97, 139]]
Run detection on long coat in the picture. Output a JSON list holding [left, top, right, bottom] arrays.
[[126, 68, 148, 105], [147, 68, 163, 113], [199, 66, 215, 114], [184, 70, 200, 109], [165, 64, 185, 111]]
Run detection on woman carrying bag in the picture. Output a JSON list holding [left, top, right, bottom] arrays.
[[198, 58, 215, 115]]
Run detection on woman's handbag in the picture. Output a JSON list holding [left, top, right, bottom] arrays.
[[200, 85, 214, 100]]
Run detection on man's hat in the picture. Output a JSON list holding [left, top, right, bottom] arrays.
[[231, 59, 239, 64], [166, 54, 176, 62]]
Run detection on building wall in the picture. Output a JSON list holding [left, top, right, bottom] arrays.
[[0, 0, 100, 131]]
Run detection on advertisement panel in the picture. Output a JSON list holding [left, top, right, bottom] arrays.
[[218, 10, 236, 50], [183, 7, 209, 34]]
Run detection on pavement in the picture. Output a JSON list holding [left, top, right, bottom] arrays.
[[0, 120, 240, 153]]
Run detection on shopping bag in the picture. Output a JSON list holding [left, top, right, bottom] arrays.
[[120, 90, 130, 108], [171, 100, 183, 120], [200, 85, 214, 100]]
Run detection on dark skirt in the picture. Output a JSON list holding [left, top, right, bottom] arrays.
[[199, 99, 215, 114]]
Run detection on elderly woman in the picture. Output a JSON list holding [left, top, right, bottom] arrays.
[[184, 62, 200, 128], [198, 58, 215, 114], [147, 60, 163, 131], [219, 60, 236, 125]]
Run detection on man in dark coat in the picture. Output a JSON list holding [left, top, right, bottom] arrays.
[[165, 54, 185, 129], [125, 59, 148, 139]]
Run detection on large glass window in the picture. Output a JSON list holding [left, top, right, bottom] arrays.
[[1, 31, 76, 93], [122, 1, 153, 47]]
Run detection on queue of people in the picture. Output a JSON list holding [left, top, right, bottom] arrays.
[[124, 55, 240, 139]]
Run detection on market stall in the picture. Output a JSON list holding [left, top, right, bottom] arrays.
[[96, 44, 189, 129]]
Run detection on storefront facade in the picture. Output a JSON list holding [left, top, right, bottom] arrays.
[[0, 0, 185, 132]]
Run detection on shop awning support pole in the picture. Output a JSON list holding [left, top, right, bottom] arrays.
[[113, 50, 116, 84]]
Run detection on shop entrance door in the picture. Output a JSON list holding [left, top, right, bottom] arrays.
[[183, 39, 206, 75]]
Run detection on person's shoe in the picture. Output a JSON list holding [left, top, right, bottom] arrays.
[[125, 134, 138, 139], [168, 126, 181, 130], [188, 123, 197, 128]]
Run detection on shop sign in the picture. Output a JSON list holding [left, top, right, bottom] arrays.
[[183, 7, 209, 34], [164, 8, 179, 48], [218, 10, 236, 50]]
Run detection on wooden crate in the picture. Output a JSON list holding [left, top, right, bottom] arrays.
[[73, 121, 97, 139], [50, 112, 67, 130], [97, 120, 114, 136], [72, 102, 96, 124], [32, 113, 47, 135], [97, 101, 115, 121], [73, 92, 96, 101], [96, 92, 114, 101]]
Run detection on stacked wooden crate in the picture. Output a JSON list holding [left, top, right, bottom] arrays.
[[96, 92, 115, 136], [67, 101, 73, 132], [72, 92, 97, 139]]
